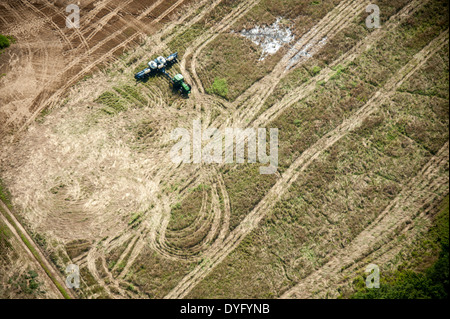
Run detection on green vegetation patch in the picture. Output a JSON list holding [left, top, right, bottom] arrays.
[[0, 34, 10, 49], [0, 178, 12, 209], [95, 91, 127, 114], [206, 78, 229, 99], [113, 85, 148, 106]]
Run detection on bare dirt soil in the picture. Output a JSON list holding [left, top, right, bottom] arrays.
[[0, 0, 195, 136]]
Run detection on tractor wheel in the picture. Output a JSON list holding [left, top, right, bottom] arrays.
[[185, 83, 192, 95], [169, 82, 177, 93]]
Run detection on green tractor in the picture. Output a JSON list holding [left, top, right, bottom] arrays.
[[134, 52, 192, 97], [171, 73, 191, 96]]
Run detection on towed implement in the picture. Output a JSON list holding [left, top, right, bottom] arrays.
[[135, 52, 191, 96]]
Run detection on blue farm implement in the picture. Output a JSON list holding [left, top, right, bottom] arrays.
[[134, 52, 191, 95]]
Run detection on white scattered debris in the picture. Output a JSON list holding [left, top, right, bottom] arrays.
[[286, 36, 328, 70], [237, 18, 294, 61]]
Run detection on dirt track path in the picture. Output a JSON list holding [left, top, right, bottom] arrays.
[[163, 29, 449, 299], [164, 169, 231, 257], [145, 168, 231, 261], [82, 0, 138, 43], [1, 1, 54, 92]]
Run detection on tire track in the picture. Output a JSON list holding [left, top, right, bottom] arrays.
[[18, 0, 74, 51], [86, 247, 124, 298], [152, 169, 231, 260], [0, 203, 63, 298], [40, 0, 90, 52], [74, 0, 135, 43], [2, 0, 232, 298]]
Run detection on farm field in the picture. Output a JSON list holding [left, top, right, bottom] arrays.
[[0, 0, 448, 300]]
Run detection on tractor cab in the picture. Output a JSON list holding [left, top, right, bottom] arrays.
[[172, 74, 191, 95], [172, 73, 184, 84]]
